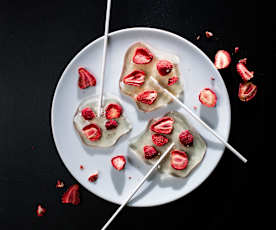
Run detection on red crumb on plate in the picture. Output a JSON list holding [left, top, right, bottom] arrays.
[[88, 171, 98, 182], [80, 165, 84, 170]]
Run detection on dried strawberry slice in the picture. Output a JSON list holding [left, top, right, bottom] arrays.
[[238, 82, 257, 102], [88, 171, 98, 182], [36, 204, 46, 216], [133, 47, 153, 64], [81, 107, 95, 120], [168, 76, 179, 86], [61, 184, 80, 205], [123, 70, 145, 86], [214, 50, 231, 69], [150, 117, 174, 134], [171, 150, 189, 170], [157, 60, 173, 76], [199, 88, 217, 107], [111, 156, 126, 171], [82, 124, 102, 141], [205, 31, 213, 38], [78, 67, 96, 89], [179, 130, 193, 146], [152, 134, 169, 146], [56, 180, 64, 188], [105, 103, 122, 119], [105, 120, 118, 130], [143, 146, 158, 159], [136, 90, 158, 105], [236, 62, 254, 81]]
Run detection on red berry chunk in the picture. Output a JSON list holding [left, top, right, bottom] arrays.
[[105, 103, 122, 120], [36, 204, 46, 217], [133, 47, 153, 64], [88, 172, 98, 182], [238, 82, 257, 102], [111, 156, 126, 171], [56, 180, 64, 188], [82, 124, 102, 141], [61, 184, 80, 205], [150, 117, 174, 134], [136, 90, 158, 105], [179, 130, 193, 146], [81, 107, 95, 120], [143, 146, 158, 159], [214, 50, 231, 69], [170, 150, 189, 170], [78, 67, 96, 89], [105, 120, 118, 130], [123, 70, 145, 86], [152, 134, 169, 146], [199, 88, 217, 107], [205, 31, 213, 38], [168, 76, 179, 86], [157, 60, 173, 76]]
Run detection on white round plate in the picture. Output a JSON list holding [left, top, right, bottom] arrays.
[[51, 27, 231, 207]]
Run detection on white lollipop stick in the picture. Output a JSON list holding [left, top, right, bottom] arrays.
[[150, 76, 247, 163], [97, 0, 112, 116], [101, 143, 174, 230]]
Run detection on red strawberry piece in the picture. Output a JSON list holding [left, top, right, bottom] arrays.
[[111, 156, 126, 171], [105, 120, 118, 130], [168, 76, 179, 86], [238, 82, 257, 102], [136, 90, 158, 105], [82, 124, 102, 141], [81, 107, 95, 120], [199, 88, 217, 107], [157, 60, 173, 76], [236, 62, 254, 82], [105, 103, 122, 119], [171, 150, 189, 170], [78, 67, 96, 89], [36, 204, 46, 217], [214, 50, 231, 69], [179, 130, 193, 146], [152, 134, 169, 146], [239, 58, 247, 64], [56, 180, 64, 188], [88, 171, 98, 182], [235, 47, 239, 53], [123, 70, 145, 86], [80, 165, 84, 170], [205, 31, 213, 38], [150, 117, 174, 134], [133, 47, 153, 64], [61, 184, 80, 205], [143, 146, 158, 159]]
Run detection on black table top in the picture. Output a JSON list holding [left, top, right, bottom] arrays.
[[1, 0, 261, 229]]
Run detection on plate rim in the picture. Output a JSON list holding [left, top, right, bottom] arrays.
[[51, 27, 231, 207]]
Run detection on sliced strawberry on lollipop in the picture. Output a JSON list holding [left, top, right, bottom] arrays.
[[136, 90, 158, 105], [199, 88, 217, 107], [61, 184, 80, 205], [105, 103, 122, 119], [238, 82, 257, 102], [133, 47, 153, 64], [143, 146, 158, 159], [152, 134, 169, 146], [123, 70, 145, 86], [150, 117, 174, 134], [105, 120, 118, 130], [179, 130, 193, 146], [81, 107, 95, 120], [78, 67, 96, 89], [111, 156, 126, 171], [36, 204, 46, 217], [170, 150, 189, 170], [157, 60, 173, 76], [214, 50, 231, 69], [236, 61, 254, 81], [168, 76, 179, 86], [82, 124, 102, 141]]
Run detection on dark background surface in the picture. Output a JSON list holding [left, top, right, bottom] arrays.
[[0, 0, 261, 229]]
